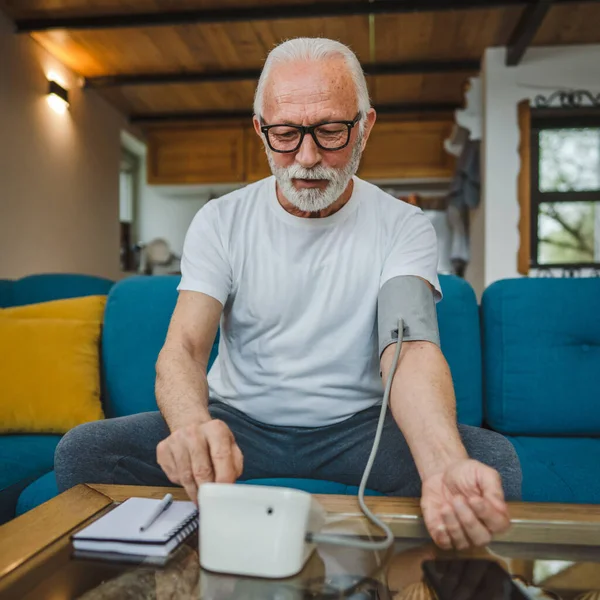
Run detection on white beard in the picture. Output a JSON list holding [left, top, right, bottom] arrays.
[[266, 133, 364, 213]]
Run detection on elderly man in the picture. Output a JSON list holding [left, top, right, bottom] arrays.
[[56, 38, 521, 550]]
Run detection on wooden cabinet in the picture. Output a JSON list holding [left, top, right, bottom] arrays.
[[146, 119, 455, 184], [244, 127, 271, 182], [358, 120, 455, 180], [147, 125, 245, 184]]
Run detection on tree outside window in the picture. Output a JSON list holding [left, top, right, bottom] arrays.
[[532, 122, 600, 268]]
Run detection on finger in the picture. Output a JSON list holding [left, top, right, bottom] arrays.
[[421, 502, 452, 550], [453, 497, 492, 547], [468, 496, 511, 534], [170, 441, 199, 503], [157, 442, 180, 484], [232, 443, 244, 479], [441, 503, 470, 550], [187, 432, 214, 487], [434, 523, 452, 551], [485, 489, 509, 516], [478, 468, 507, 512], [204, 421, 237, 484]]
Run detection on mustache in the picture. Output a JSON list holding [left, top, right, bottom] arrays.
[[284, 164, 339, 181]]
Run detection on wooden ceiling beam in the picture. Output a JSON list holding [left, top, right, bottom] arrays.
[[505, 0, 553, 65], [129, 102, 460, 125], [86, 60, 480, 88], [15, 0, 555, 33]]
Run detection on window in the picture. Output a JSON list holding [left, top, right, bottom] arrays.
[[530, 114, 600, 269], [120, 148, 140, 271]]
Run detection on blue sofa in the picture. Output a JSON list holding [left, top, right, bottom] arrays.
[[482, 278, 600, 503], [0, 274, 115, 524], [3, 274, 599, 522]]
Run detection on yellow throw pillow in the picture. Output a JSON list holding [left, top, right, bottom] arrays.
[[0, 296, 107, 434], [2, 295, 107, 321]]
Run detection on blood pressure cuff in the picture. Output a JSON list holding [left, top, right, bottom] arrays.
[[377, 275, 440, 357]]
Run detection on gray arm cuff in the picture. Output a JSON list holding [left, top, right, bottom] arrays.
[[377, 275, 440, 357]]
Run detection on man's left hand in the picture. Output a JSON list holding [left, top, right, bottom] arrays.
[[420, 459, 511, 550]]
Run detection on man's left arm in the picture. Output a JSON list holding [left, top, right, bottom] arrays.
[[381, 339, 465, 484], [378, 208, 510, 549], [380, 318, 510, 550]]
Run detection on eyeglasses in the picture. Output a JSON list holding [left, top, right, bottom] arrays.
[[260, 113, 362, 153]]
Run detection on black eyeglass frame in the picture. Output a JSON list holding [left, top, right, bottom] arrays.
[[260, 113, 362, 153]]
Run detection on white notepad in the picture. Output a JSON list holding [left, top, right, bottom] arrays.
[[72, 497, 199, 557]]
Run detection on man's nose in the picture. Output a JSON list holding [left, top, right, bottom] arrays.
[[295, 133, 321, 169]]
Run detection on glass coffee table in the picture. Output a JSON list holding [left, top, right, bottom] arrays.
[[1, 484, 599, 599]]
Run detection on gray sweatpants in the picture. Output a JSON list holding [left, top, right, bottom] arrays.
[[54, 402, 522, 499]]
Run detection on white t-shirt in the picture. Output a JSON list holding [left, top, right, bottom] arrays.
[[178, 176, 441, 427]]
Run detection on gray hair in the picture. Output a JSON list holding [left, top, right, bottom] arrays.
[[253, 38, 371, 125]]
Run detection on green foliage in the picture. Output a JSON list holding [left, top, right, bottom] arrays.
[[537, 127, 599, 264]]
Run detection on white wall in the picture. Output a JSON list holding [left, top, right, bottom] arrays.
[[476, 44, 600, 296], [0, 10, 129, 280], [137, 173, 212, 257], [130, 152, 241, 256]]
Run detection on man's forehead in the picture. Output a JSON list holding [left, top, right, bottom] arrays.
[[262, 59, 357, 122]]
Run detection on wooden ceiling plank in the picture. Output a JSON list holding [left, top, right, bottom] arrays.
[[375, 7, 524, 63], [219, 21, 271, 69], [202, 81, 254, 112], [27, 15, 369, 78], [202, 23, 248, 69], [30, 31, 105, 75], [249, 18, 278, 61], [533, 1, 600, 46], [155, 26, 201, 71], [375, 12, 435, 63], [172, 25, 222, 71]]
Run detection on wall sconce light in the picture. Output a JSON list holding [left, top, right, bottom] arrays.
[[47, 79, 69, 114]]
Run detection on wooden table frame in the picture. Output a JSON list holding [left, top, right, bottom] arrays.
[[1, 485, 600, 598]]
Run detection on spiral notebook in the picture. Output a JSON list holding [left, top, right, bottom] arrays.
[[72, 497, 199, 558]]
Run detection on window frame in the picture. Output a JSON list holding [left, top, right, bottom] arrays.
[[529, 108, 600, 269]]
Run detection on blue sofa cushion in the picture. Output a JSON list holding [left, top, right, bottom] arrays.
[[0, 280, 12, 308], [0, 435, 61, 492], [508, 436, 600, 503], [7, 274, 113, 308], [482, 278, 600, 435], [437, 275, 482, 426], [102, 276, 219, 418], [16, 470, 59, 516]]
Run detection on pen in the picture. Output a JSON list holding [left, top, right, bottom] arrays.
[[139, 493, 174, 532]]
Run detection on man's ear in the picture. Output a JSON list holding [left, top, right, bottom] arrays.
[[360, 108, 377, 151], [253, 115, 262, 138]]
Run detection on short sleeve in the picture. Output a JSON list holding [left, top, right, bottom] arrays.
[[380, 210, 442, 301], [177, 202, 232, 306]]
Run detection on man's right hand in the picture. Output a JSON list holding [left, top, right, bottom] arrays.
[[156, 419, 244, 504]]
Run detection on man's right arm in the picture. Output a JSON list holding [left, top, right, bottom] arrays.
[[155, 290, 243, 503], [156, 290, 221, 429]]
